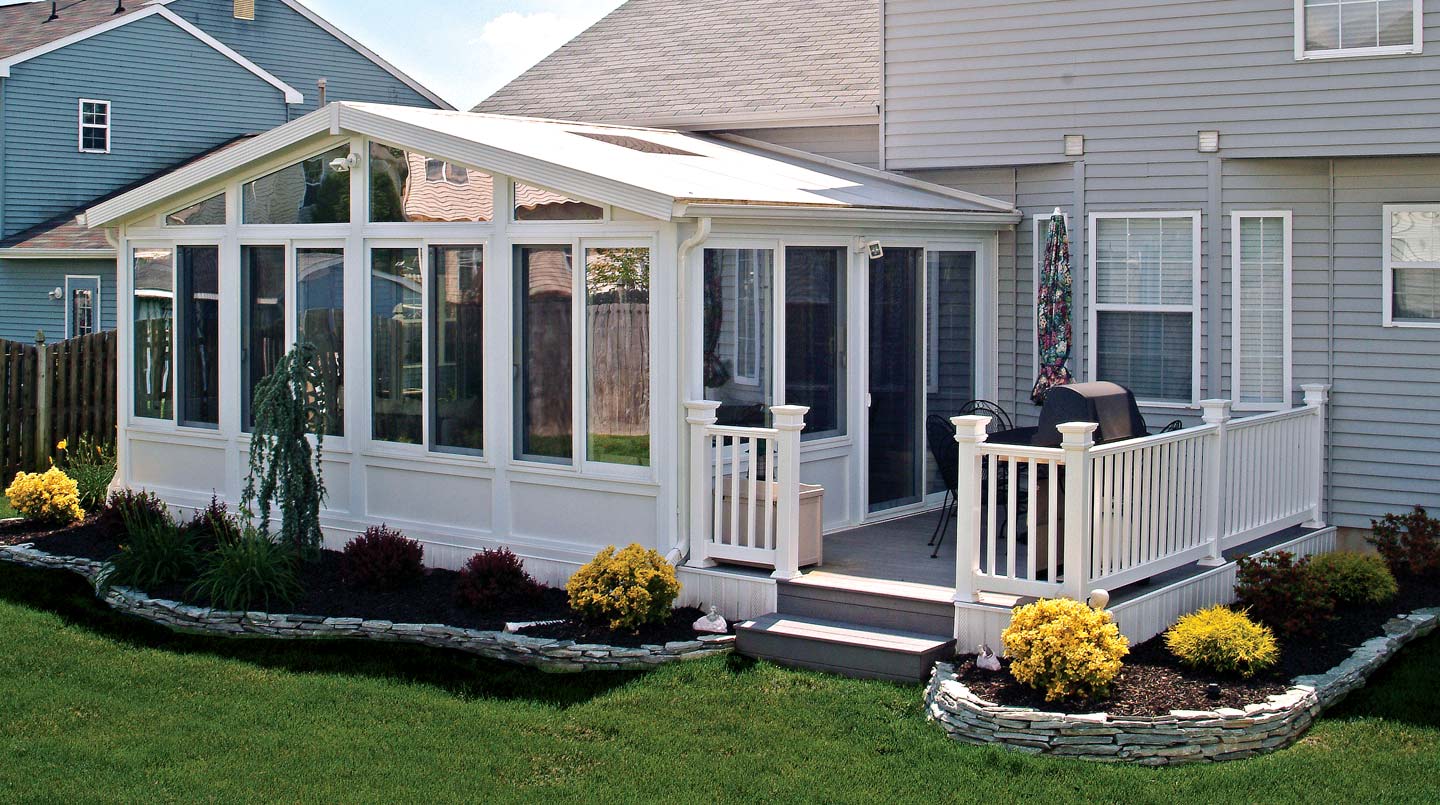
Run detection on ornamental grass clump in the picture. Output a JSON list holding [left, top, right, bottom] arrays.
[[98, 488, 170, 537], [567, 544, 680, 632], [107, 502, 202, 592], [341, 525, 425, 591], [455, 548, 542, 609], [1309, 551, 1399, 605], [56, 437, 116, 512], [5, 467, 85, 525], [1368, 506, 1440, 578], [1001, 598, 1129, 703], [1164, 606, 1279, 679], [188, 524, 302, 612]]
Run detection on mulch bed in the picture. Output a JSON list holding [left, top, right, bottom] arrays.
[[519, 606, 728, 648], [956, 574, 1440, 717], [0, 516, 120, 560]]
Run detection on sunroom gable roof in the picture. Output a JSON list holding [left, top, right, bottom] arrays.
[[84, 103, 1017, 227]]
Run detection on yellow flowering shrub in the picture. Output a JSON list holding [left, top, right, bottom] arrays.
[[5, 467, 85, 525], [1002, 598, 1129, 702], [1165, 606, 1279, 679], [567, 544, 681, 632]]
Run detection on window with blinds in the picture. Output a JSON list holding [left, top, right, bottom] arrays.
[[1384, 205, 1440, 327], [1232, 213, 1292, 410]]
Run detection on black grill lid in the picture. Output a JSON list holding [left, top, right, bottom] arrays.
[[1033, 382, 1149, 447]]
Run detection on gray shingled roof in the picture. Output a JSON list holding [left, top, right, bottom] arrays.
[[0, 1, 151, 61], [475, 0, 879, 125]]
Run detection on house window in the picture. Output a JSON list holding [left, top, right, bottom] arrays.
[[1298, 0, 1422, 58], [785, 246, 846, 440], [515, 245, 574, 463], [166, 194, 227, 226], [586, 248, 651, 466], [514, 182, 604, 221], [703, 248, 773, 427], [371, 247, 423, 444], [1232, 212, 1293, 409], [297, 248, 346, 436], [370, 143, 492, 222], [71, 289, 95, 337], [133, 249, 174, 420], [1384, 204, 1440, 326], [1089, 213, 1201, 405], [79, 100, 110, 153], [241, 246, 286, 430], [431, 245, 485, 454], [177, 246, 221, 428], [243, 146, 351, 224]]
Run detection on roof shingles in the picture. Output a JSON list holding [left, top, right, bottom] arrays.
[[0, 0, 151, 61]]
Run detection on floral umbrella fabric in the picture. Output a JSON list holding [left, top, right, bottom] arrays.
[[1032, 210, 1076, 404]]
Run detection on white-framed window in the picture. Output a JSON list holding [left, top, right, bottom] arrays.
[[1296, 0, 1422, 59], [1031, 212, 1071, 384], [65, 276, 101, 339], [702, 247, 774, 428], [78, 99, 111, 153], [1088, 212, 1202, 406], [1383, 204, 1440, 327], [1231, 212, 1293, 410]]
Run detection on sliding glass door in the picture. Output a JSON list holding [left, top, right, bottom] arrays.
[[868, 248, 924, 512]]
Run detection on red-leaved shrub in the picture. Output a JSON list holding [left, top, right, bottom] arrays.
[[340, 525, 424, 590], [1235, 551, 1334, 637], [1369, 506, 1440, 578], [455, 548, 543, 610]]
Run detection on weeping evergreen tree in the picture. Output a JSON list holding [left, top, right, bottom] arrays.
[[245, 342, 328, 559]]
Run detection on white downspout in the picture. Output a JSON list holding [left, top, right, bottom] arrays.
[[668, 217, 712, 566]]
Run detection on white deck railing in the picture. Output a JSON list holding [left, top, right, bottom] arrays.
[[684, 402, 809, 580], [955, 384, 1330, 602]]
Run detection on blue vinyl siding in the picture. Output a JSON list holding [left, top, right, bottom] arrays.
[[169, 0, 439, 114], [0, 258, 116, 343]]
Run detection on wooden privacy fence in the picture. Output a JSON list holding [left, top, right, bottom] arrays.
[[0, 331, 118, 483]]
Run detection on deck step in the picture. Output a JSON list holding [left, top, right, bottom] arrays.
[[777, 577, 954, 636], [736, 614, 956, 682]]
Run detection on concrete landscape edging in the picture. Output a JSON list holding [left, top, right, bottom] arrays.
[[0, 543, 734, 672], [924, 606, 1439, 765]]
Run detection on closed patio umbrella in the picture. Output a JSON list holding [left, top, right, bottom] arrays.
[[1031, 208, 1076, 404]]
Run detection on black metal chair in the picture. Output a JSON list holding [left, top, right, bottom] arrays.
[[924, 414, 960, 553], [1161, 419, 1185, 433], [958, 399, 1015, 432]]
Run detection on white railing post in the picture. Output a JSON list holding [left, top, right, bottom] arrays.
[[770, 405, 809, 581], [1302, 384, 1331, 528], [950, 415, 990, 603], [684, 400, 721, 568], [1199, 399, 1233, 566], [1060, 422, 1098, 602]]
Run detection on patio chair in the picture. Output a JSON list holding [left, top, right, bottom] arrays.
[[924, 414, 960, 554], [1161, 419, 1185, 433], [958, 399, 1015, 432]]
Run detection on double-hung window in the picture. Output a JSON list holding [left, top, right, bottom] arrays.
[[1297, 0, 1422, 59], [79, 100, 110, 153], [703, 248, 773, 427], [1089, 212, 1201, 406], [1231, 212, 1293, 410], [1384, 204, 1440, 327]]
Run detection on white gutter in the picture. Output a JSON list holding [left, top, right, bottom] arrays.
[[668, 217, 712, 567], [674, 203, 1022, 226]]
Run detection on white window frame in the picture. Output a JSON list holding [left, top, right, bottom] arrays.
[[1031, 212, 1071, 387], [1382, 203, 1440, 328], [1087, 211, 1203, 408], [1294, 0, 1424, 60], [1230, 211, 1294, 411], [64, 275, 102, 339], [78, 99, 111, 154], [733, 248, 766, 386]]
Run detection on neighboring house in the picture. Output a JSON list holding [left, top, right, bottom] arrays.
[[0, 0, 449, 343]]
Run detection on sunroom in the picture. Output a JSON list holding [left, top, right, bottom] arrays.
[[83, 102, 1021, 612]]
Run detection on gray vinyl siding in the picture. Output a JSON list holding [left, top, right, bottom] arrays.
[[169, 0, 439, 114], [726, 126, 881, 169], [0, 258, 116, 343], [884, 0, 1440, 170]]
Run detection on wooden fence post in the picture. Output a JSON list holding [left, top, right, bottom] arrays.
[[34, 332, 51, 469], [950, 415, 990, 604], [1199, 399, 1232, 566], [684, 400, 721, 568], [1301, 384, 1331, 528], [769, 405, 808, 581], [1060, 422, 1098, 602]]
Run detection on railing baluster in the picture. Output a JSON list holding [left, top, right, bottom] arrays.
[[1007, 456, 1018, 580], [764, 437, 776, 550], [1026, 458, 1037, 580], [747, 436, 759, 549], [986, 455, 997, 578], [1047, 459, 1058, 584], [713, 434, 724, 546]]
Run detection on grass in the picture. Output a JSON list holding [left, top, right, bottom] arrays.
[[1, 563, 1437, 804], [0, 497, 17, 518]]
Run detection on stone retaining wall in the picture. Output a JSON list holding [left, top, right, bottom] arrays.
[[1, 544, 734, 673], [925, 607, 1438, 765]]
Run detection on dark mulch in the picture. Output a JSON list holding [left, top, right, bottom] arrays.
[[957, 573, 1440, 717], [519, 606, 727, 648], [1, 516, 121, 560]]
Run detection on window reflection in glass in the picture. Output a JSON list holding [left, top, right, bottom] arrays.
[[178, 246, 221, 428], [166, 194, 226, 226], [702, 248, 773, 427], [133, 248, 173, 420], [242, 245, 286, 430], [242, 145, 351, 225], [298, 248, 346, 437], [431, 245, 484, 453], [785, 247, 845, 440], [371, 248, 423, 444], [369, 142, 493, 223], [586, 247, 650, 466], [514, 182, 603, 221], [515, 245, 574, 462]]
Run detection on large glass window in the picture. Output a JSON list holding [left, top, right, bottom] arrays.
[[1091, 214, 1198, 404], [242, 145, 351, 225], [371, 248, 423, 444], [1301, 0, 1418, 56], [298, 248, 346, 436], [514, 183, 603, 221], [369, 142, 495, 223], [133, 248, 174, 420], [785, 247, 845, 440], [242, 246, 286, 430], [177, 246, 220, 428], [925, 250, 977, 494], [166, 194, 226, 226], [515, 245, 574, 463], [703, 248, 773, 427], [431, 245, 485, 453], [1234, 214, 1292, 408], [586, 247, 651, 466], [1386, 205, 1440, 326]]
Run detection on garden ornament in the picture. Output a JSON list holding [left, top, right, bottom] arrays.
[[693, 606, 728, 634], [976, 644, 1002, 672]]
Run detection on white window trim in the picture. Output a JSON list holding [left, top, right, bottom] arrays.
[[78, 99, 110, 154], [1031, 212, 1071, 388], [1382, 203, 1440, 328], [1087, 211, 1203, 408], [64, 275, 102, 339], [1294, 0, 1424, 60], [732, 249, 765, 386], [1230, 211, 1294, 412]]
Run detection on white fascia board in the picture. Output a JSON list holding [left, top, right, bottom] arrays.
[[0, 248, 117, 259], [674, 203, 1022, 227]]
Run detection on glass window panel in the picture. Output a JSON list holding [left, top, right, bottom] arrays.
[[371, 248, 423, 444], [178, 246, 220, 428], [430, 245, 485, 453], [925, 251, 977, 494], [516, 245, 574, 462], [703, 248, 774, 427], [586, 248, 651, 466], [166, 194, 226, 226], [1394, 267, 1440, 321], [243, 145, 351, 225], [1340, 1, 1380, 49], [1305, 0, 1414, 51], [1378, 0, 1415, 46], [1096, 311, 1193, 403], [1095, 216, 1194, 306], [132, 248, 173, 420], [298, 248, 346, 437], [369, 142, 494, 223], [785, 246, 846, 440], [514, 182, 603, 221], [1391, 210, 1440, 264], [1237, 217, 1288, 405], [71, 288, 95, 338], [242, 246, 286, 430]]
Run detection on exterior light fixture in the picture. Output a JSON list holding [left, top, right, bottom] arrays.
[[1064, 134, 1085, 157], [1198, 130, 1221, 153], [328, 153, 360, 173]]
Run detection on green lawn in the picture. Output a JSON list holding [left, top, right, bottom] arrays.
[[1, 564, 1437, 804], [0, 498, 17, 518]]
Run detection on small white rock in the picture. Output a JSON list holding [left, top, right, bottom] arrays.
[[693, 606, 728, 634]]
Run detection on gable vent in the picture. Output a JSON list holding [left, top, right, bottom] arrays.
[[234, 0, 256, 20]]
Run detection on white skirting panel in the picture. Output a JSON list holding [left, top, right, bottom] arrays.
[[954, 602, 1013, 652], [677, 567, 777, 621]]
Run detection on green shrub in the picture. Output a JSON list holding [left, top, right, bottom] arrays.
[[99, 489, 170, 538], [188, 528, 302, 612], [1235, 551, 1335, 637], [567, 545, 680, 632], [244, 343, 328, 560], [1310, 552, 1399, 605], [1369, 506, 1440, 578], [1001, 598, 1130, 702], [107, 506, 201, 592], [57, 437, 116, 512], [1165, 606, 1279, 679]]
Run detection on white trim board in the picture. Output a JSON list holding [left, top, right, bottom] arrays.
[[1293, 0, 1424, 61], [1382, 203, 1440, 329]]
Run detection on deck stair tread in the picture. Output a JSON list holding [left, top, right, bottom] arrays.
[[736, 613, 957, 682], [740, 614, 951, 652]]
